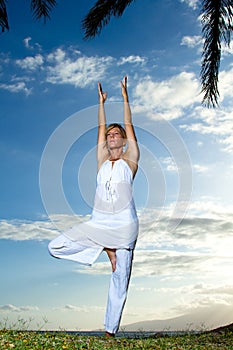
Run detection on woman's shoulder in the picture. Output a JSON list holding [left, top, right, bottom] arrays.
[[121, 156, 138, 178], [97, 156, 110, 172]]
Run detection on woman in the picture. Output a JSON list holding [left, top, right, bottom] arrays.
[[48, 76, 139, 337]]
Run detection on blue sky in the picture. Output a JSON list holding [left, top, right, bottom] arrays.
[[1, 0, 233, 331]]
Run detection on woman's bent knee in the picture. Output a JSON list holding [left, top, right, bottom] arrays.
[[48, 237, 62, 257], [48, 241, 55, 257]]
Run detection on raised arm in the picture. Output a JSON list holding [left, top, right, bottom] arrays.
[[121, 76, 139, 176], [97, 82, 108, 170]]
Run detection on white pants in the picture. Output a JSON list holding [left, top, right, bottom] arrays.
[[48, 234, 134, 334]]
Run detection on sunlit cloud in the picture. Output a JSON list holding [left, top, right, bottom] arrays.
[[222, 40, 233, 56], [193, 164, 209, 173], [23, 37, 32, 49], [16, 54, 44, 71], [0, 215, 88, 241], [118, 55, 146, 66], [1, 200, 233, 284], [180, 35, 203, 49], [53, 304, 105, 313], [0, 81, 32, 95], [132, 72, 201, 118], [46, 48, 113, 88], [180, 0, 200, 10], [160, 157, 178, 172], [0, 304, 39, 313], [219, 67, 233, 102], [1, 200, 233, 258], [180, 103, 233, 153]]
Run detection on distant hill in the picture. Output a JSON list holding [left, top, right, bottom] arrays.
[[121, 305, 233, 332], [210, 323, 233, 334]]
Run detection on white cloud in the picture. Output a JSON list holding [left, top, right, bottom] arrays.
[[132, 282, 233, 297], [160, 157, 178, 172], [133, 250, 208, 277], [1, 46, 115, 94], [16, 54, 44, 71], [118, 55, 146, 66], [0, 82, 32, 95], [194, 283, 233, 296], [219, 67, 233, 101], [222, 40, 233, 56], [0, 215, 88, 241], [180, 35, 203, 49], [193, 164, 209, 173], [47, 47, 66, 62], [2, 201, 233, 256], [132, 72, 201, 119], [66, 200, 233, 280], [180, 104, 233, 153], [180, 67, 233, 155], [23, 37, 32, 49], [23, 37, 42, 51], [1, 201, 233, 282], [0, 304, 39, 313], [46, 48, 113, 88], [54, 304, 105, 313], [180, 0, 200, 10], [0, 44, 202, 104], [148, 201, 229, 236]]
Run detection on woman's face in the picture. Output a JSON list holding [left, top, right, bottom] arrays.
[[106, 127, 125, 150]]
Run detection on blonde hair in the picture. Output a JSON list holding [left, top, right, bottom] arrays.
[[105, 123, 127, 140]]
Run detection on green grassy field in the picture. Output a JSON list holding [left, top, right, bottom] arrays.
[[1, 325, 233, 350]]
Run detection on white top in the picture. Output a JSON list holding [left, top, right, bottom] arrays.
[[64, 159, 138, 249]]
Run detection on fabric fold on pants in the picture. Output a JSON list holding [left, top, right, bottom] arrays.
[[104, 249, 133, 334], [48, 234, 103, 265], [48, 234, 134, 334]]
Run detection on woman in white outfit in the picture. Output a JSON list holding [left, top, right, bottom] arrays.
[[48, 76, 139, 337]]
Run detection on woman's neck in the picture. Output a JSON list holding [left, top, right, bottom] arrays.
[[109, 150, 123, 161], [109, 157, 121, 162]]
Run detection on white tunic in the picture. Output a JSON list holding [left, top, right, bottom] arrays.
[[64, 159, 138, 249]]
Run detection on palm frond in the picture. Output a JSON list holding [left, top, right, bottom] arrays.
[[0, 0, 9, 32], [201, 0, 233, 107], [30, 0, 57, 22], [82, 0, 135, 39]]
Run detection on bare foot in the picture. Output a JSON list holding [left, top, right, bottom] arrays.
[[105, 331, 115, 338], [105, 248, 116, 272]]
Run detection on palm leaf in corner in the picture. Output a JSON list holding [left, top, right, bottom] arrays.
[[0, 0, 9, 32], [201, 0, 233, 107], [30, 0, 57, 22], [82, 0, 135, 39]]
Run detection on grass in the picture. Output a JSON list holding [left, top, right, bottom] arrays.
[[1, 323, 233, 349]]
